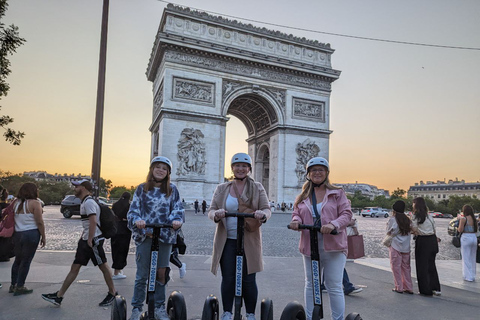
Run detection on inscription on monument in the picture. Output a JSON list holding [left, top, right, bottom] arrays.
[[173, 77, 215, 106]]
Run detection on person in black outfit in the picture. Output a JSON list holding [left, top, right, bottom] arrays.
[[194, 199, 199, 215], [111, 192, 132, 280], [201, 200, 207, 215]]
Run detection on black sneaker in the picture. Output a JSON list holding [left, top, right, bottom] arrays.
[[99, 292, 116, 306], [42, 291, 63, 306]]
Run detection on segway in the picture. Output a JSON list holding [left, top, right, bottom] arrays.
[[111, 223, 187, 320], [285, 224, 361, 320], [202, 212, 273, 320]]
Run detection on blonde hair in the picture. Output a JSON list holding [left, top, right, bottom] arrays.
[[294, 174, 340, 208]]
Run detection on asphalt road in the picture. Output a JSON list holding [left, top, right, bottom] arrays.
[[42, 206, 460, 260]]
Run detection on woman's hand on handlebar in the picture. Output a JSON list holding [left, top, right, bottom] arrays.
[[135, 220, 146, 229], [214, 209, 226, 220], [321, 223, 335, 234], [289, 221, 300, 231], [254, 210, 266, 220], [172, 220, 182, 230]]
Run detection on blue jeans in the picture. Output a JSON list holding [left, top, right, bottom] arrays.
[[11, 229, 40, 287], [321, 269, 355, 294], [131, 238, 172, 310], [220, 239, 258, 314], [303, 234, 346, 320]]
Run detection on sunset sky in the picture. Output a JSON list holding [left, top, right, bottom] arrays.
[[1, 0, 479, 194]]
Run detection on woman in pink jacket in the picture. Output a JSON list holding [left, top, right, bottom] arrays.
[[289, 157, 352, 320]]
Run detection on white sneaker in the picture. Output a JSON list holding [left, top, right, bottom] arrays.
[[112, 271, 127, 280], [179, 263, 186, 279], [155, 305, 169, 320], [221, 311, 233, 320], [129, 308, 142, 320], [246, 313, 256, 320], [432, 290, 442, 296]]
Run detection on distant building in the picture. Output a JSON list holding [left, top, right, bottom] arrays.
[[408, 179, 480, 202], [336, 182, 390, 200], [23, 171, 90, 183]]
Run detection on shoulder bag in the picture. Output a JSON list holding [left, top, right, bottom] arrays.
[[0, 200, 16, 238]]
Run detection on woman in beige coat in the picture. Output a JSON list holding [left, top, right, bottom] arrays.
[[208, 153, 271, 320]]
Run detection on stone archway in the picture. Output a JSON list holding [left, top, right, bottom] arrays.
[[146, 4, 340, 204]]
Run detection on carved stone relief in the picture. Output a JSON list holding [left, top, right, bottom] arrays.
[[177, 128, 206, 176], [173, 77, 215, 106], [292, 97, 325, 122], [295, 139, 320, 184], [222, 79, 286, 112], [153, 82, 164, 120], [165, 50, 331, 91]]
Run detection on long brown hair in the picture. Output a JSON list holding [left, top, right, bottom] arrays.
[[143, 164, 172, 197], [16, 182, 39, 209], [294, 170, 340, 208], [394, 212, 411, 235], [412, 197, 429, 224], [462, 205, 478, 233]]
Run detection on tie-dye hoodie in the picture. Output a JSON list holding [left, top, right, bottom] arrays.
[[127, 183, 184, 246]]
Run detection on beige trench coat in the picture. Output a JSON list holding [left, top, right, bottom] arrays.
[[208, 180, 271, 275]]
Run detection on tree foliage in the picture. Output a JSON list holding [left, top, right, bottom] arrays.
[[0, 0, 26, 145], [109, 185, 136, 200]]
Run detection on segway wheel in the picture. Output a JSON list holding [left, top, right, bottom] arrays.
[[111, 295, 127, 320], [201, 294, 219, 320], [345, 312, 362, 320], [167, 291, 187, 320], [260, 298, 273, 320], [279, 301, 305, 320], [312, 306, 322, 320]]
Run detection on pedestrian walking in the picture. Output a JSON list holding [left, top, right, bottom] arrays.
[[209, 152, 271, 320], [42, 179, 116, 306], [289, 157, 352, 320], [457, 204, 478, 282], [10, 183, 46, 296], [202, 200, 207, 215], [411, 197, 441, 296], [386, 200, 413, 294], [126, 156, 184, 320], [111, 191, 132, 280], [194, 199, 199, 215], [0, 187, 14, 262]]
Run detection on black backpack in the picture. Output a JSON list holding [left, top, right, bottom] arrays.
[[89, 198, 117, 239]]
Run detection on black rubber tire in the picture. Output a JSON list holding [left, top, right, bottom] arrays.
[[279, 301, 305, 320], [260, 298, 273, 320], [63, 208, 73, 218], [167, 291, 187, 320], [384, 213, 389, 218], [312, 305, 322, 320], [201, 295, 219, 320], [345, 312, 362, 320], [111, 295, 127, 320], [370, 213, 375, 218]]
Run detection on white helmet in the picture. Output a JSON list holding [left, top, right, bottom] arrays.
[[306, 157, 329, 172], [231, 153, 252, 167], [150, 156, 172, 172]]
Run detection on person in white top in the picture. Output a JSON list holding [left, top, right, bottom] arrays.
[[42, 179, 116, 307], [386, 200, 413, 294], [9, 183, 45, 296]]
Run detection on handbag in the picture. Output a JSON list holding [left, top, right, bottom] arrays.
[[452, 231, 461, 248], [347, 234, 365, 259], [0, 200, 16, 238], [175, 229, 187, 255]]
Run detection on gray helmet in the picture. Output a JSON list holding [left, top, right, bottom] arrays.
[[231, 153, 252, 167], [150, 156, 172, 172], [306, 157, 329, 172]]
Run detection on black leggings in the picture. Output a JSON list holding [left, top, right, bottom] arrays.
[[220, 239, 257, 314]]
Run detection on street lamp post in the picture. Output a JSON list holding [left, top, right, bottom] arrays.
[[91, 0, 109, 198]]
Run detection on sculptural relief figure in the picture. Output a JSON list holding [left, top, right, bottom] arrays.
[[295, 139, 320, 184], [177, 128, 206, 175]]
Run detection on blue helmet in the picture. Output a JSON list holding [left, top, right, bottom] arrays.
[[231, 153, 252, 167], [150, 156, 172, 172], [306, 157, 329, 172]]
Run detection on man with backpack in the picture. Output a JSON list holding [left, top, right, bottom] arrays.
[[42, 179, 117, 307]]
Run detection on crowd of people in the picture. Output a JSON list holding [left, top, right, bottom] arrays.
[[1, 154, 479, 320]]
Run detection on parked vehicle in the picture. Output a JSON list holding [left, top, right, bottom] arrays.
[[361, 207, 389, 218], [430, 212, 444, 218], [447, 213, 479, 236], [60, 195, 110, 218]]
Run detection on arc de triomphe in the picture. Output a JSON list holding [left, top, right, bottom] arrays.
[[146, 5, 341, 204]]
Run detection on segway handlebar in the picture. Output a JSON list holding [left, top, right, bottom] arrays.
[[287, 224, 338, 235], [145, 223, 174, 229], [224, 212, 267, 220]]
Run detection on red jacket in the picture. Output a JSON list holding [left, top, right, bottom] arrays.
[[292, 188, 352, 256]]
